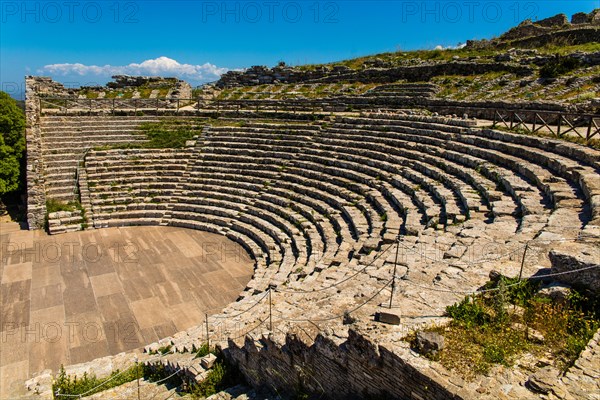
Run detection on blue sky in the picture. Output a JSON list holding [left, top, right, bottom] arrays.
[[1, 0, 598, 98]]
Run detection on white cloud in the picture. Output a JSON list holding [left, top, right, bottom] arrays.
[[433, 43, 467, 50], [39, 56, 229, 82]]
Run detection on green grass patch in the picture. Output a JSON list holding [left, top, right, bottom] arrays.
[[410, 276, 600, 379], [45, 199, 82, 214]]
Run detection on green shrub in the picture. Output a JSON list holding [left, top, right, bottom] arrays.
[[445, 296, 490, 328], [189, 353, 244, 399], [539, 56, 582, 78], [0, 91, 26, 198], [432, 276, 600, 378], [194, 342, 212, 358], [191, 362, 227, 397], [52, 364, 143, 398]]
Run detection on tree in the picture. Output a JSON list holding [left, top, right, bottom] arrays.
[[0, 91, 26, 199]]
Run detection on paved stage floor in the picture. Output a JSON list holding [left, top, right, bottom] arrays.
[[0, 220, 254, 398]]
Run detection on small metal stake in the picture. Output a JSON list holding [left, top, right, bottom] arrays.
[[205, 313, 210, 349], [518, 242, 529, 281], [389, 226, 402, 309], [268, 287, 273, 331], [135, 357, 140, 400]]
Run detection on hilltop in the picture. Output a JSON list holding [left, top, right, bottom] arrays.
[[212, 10, 600, 112]]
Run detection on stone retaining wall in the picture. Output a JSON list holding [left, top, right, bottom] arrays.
[[226, 329, 466, 399], [25, 77, 47, 230]]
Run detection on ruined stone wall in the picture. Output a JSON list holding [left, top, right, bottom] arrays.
[[226, 329, 465, 400], [217, 62, 532, 88], [25, 77, 47, 230], [501, 27, 600, 49]]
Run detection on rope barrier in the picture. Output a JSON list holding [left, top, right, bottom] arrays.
[[274, 240, 397, 294], [399, 263, 600, 296], [54, 349, 178, 398], [210, 289, 270, 320], [277, 277, 393, 323]]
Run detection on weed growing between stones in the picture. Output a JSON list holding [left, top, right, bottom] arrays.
[[408, 276, 600, 380], [188, 351, 245, 398], [52, 364, 144, 398], [193, 342, 214, 358], [45, 199, 82, 214]]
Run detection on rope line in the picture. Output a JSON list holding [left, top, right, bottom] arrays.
[[274, 240, 397, 294], [55, 349, 178, 398], [228, 315, 269, 341], [277, 277, 393, 323], [400, 263, 600, 295], [210, 289, 270, 320]]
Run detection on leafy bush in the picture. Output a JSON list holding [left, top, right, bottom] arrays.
[[52, 364, 143, 398], [428, 276, 600, 378], [191, 362, 227, 397], [0, 91, 26, 198], [445, 296, 490, 328], [189, 353, 244, 399], [539, 56, 582, 78], [194, 342, 213, 358]]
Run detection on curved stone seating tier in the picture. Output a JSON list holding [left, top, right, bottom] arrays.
[[170, 202, 294, 267], [40, 116, 170, 201], [173, 195, 309, 265], [189, 153, 368, 240], [322, 126, 523, 224], [314, 133, 489, 216], [84, 149, 193, 229], [338, 115, 592, 216], [297, 148, 461, 228], [185, 167, 362, 257], [329, 119, 583, 235], [178, 187, 327, 270]]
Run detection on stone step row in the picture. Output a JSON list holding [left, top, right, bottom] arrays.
[[328, 121, 567, 234], [187, 166, 367, 245], [340, 115, 595, 220]]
